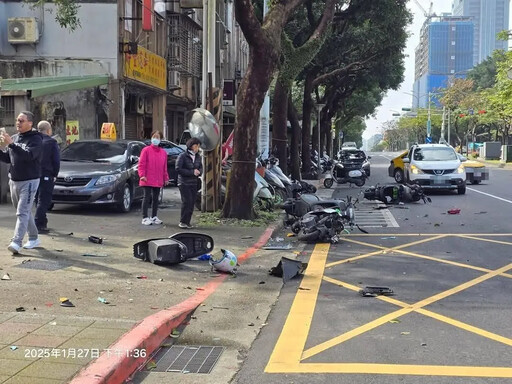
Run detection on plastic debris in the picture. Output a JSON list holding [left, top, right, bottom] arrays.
[[136, 275, 147, 279], [10, 346, 18, 351], [380, 237, 396, 240], [198, 254, 211, 261], [82, 253, 108, 257], [88, 235, 103, 244], [1, 273, 11, 280], [170, 329, 180, 338], [269, 257, 308, 283], [447, 208, 461, 214], [359, 286, 394, 297], [15, 307, 25, 312], [145, 360, 157, 370], [60, 298, 75, 307], [389, 319, 401, 324], [401, 332, 410, 335], [97, 297, 110, 304]]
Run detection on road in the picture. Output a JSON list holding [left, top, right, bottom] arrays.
[[234, 152, 512, 384]]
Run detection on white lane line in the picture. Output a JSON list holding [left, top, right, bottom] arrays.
[[467, 187, 512, 205]]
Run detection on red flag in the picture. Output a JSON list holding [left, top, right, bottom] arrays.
[[142, 0, 154, 31], [222, 130, 234, 156]]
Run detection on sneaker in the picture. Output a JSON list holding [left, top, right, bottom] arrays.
[[37, 226, 50, 234], [8, 242, 21, 254], [178, 222, 188, 229], [186, 224, 194, 229], [151, 216, 163, 225], [141, 217, 153, 226], [23, 238, 41, 249]]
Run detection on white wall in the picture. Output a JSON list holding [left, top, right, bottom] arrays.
[[0, 2, 117, 76]]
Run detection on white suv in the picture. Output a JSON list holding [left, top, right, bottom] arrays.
[[403, 144, 466, 194]]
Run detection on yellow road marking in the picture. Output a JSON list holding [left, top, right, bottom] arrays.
[[265, 243, 329, 372], [323, 276, 512, 347], [344, 233, 512, 237], [303, 263, 512, 359], [458, 234, 512, 247]]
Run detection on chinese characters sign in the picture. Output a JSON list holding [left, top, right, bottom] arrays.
[[124, 45, 167, 91], [66, 120, 79, 146]]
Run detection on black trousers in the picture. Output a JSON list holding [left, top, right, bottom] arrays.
[[142, 186, 161, 218], [35, 176, 55, 229], [179, 184, 196, 225]]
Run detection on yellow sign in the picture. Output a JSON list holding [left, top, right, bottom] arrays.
[[66, 120, 79, 146], [124, 45, 167, 91], [101, 123, 117, 140]]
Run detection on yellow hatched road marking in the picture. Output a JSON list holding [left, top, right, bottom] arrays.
[[458, 234, 512, 247], [302, 263, 512, 360]]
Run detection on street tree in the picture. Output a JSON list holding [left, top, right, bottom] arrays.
[[26, 0, 81, 31], [222, 0, 309, 219]]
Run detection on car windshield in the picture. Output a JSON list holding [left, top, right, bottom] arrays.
[[61, 141, 128, 163], [413, 147, 457, 161], [340, 150, 366, 160]]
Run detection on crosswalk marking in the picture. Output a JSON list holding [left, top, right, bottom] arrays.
[[356, 201, 399, 228]]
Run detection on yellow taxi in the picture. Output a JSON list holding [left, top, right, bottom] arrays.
[[388, 150, 489, 184]]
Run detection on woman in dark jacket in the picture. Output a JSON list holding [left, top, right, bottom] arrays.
[[176, 137, 202, 228]]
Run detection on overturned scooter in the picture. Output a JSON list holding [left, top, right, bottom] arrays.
[[363, 184, 431, 205]]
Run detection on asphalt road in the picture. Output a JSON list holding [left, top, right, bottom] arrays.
[[234, 152, 512, 384]]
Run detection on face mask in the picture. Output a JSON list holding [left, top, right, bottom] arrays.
[[151, 138, 160, 146]]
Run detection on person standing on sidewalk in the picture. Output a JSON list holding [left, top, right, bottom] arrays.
[[176, 137, 202, 229], [138, 130, 169, 225], [34, 120, 60, 234], [0, 111, 43, 254]]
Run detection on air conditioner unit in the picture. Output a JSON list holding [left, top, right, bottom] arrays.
[[136, 96, 145, 114], [169, 70, 181, 89], [8, 18, 39, 44]]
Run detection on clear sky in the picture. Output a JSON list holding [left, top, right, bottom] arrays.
[[362, 0, 504, 139]]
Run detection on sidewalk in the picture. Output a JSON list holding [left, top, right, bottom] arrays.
[[0, 184, 314, 384]]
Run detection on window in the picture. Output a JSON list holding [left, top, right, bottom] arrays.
[[0, 96, 15, 127], [451, 41, 456, 45], [451, 55, 455, 60]]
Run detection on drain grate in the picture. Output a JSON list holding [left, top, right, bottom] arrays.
[[153, 345, 224, 374]]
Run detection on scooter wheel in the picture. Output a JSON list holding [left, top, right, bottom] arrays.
[[355, 179, 366, 187], [298, 230, 321, 243], [291, 221, 301, 234], [324, 178, 334, 189]]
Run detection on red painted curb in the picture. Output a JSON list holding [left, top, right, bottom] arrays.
[[69, 225, 276, 384]]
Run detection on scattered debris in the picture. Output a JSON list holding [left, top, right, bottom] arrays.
[[359, 286, 394, 297], [212, 306, 229, 310], [421, 342, 427, 347], [136, 275, 148, 279], [401, 332, 410, 335], [10, 346, 18, 351], [258, 281, 265, 284], [55, 249, 63, 252], [97, 297, 110, 304], [248, 322, 255, 326], [474, 211, 487, 214], [286, 233, 296, 237], [1, 273, 11, 280], [15, 307, 25, 312], [145, 360, 157, 370], [49, 321, 57, 326], [209, 249, 238, 274], [447, 208, 461, 215], [241, 236, 253, 239], [434, 223, 441, 227], [298, 287, 311, 291], [170, 329, 180, 338], [389, 319, 401, 324], [82, 253, 108, 257], [269, 257, 308, 283], [66, 232, 74, 236], [60, 298, 75, 308], [380, 237, 396, 240], [88, 235, 103, 244], [197, 254, 211, 261]]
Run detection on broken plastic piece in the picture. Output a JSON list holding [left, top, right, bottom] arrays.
[[88, 235, 103, 244], [97, 297, 109, 304], [447, 208, 461, 214], [136, 275, 147, 279], [60, 299, 75, 307], [269, 257, 308, 283], [15, 307, 25, 312], [1, 273, 11, 280], [10, 346, 18, 350], [359, 286, 394, 297]]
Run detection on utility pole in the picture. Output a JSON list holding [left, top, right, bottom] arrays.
[[426, 92, 432, 143], [316, 104, 325, 175]]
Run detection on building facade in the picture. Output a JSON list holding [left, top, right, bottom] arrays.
[[452, 0, 510, 65], [413, 15, 474, 109]]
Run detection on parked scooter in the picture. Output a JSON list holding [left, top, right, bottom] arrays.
[[323, 160, 367, 188], [363, 184, 431, 204]]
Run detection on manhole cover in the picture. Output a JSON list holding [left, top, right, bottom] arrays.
[[15, 260, 68, 271], [153, 345, 224, 374]]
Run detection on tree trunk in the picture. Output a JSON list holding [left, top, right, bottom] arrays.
[[272, 80, 289, 174], [288, 97, 302, 180], [301, 73, 315, 176]]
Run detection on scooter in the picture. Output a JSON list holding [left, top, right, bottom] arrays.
[[323, 160, 367, 188], [363, 184, 431, 204]]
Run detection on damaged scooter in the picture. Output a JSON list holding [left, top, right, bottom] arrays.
[[363, 184, 431, 204]]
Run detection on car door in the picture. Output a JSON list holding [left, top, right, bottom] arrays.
[[128, 142, 144, 199]]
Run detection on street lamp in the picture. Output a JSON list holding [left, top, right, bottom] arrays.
[[316, 103, 326, 175]]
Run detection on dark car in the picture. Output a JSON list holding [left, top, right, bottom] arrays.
[[337, 148, 371, 176], [143, 139, 185, 185], [52, 140, 146, 212]]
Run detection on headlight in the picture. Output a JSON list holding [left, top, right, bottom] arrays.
[[96, 174, 121, 185], [410, 165, 424, 174], [457, 165, 465, 174]]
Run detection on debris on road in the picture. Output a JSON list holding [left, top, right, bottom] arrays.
[[1, 273, 11, 280], [136, 275, 147, 279], [447, 208, 461, 215], [359, 286, 394, 297], [82, 253, 108, 257], [97, 297, 110, 304], [15, 307, 25, 312], [60, 298, 75, 307], [269, 257, 308, 283], [209, 249, 238, 274], [10, 346, 18, 351]]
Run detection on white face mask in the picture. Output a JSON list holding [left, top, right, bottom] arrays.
[[151, 138, 161, 146]]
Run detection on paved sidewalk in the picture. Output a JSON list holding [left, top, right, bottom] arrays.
[[0, 182, 318, 384]]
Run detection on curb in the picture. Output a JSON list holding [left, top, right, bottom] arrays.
[[69, 225, 276, 384]]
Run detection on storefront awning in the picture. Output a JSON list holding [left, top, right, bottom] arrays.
[[0, 74, 110, 98]]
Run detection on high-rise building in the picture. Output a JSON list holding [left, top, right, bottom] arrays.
[[413, 15, 473, 109], [452, 0, 510, 65]]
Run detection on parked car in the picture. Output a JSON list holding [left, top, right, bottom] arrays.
[[389, 149, 488, 185], [144, 139, 184, 186], [52, 139, 146, 212], [341, 141, 357, 149], [400, 144, 466, 194], [337, 148, 371, 176]]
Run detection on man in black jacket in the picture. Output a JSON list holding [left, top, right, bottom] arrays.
[[176, 137, 202, 228], [35, 120, 60, 233], [0, 111, 43, 254]]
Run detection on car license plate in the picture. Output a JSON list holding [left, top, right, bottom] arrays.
[[474, 171, 481, 177], [433, 176, 447, 184]]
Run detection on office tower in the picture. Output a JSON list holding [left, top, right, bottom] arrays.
[[452, 0, 510, 65]]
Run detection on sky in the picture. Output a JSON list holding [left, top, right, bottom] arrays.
[[362, 0, 470, 139]]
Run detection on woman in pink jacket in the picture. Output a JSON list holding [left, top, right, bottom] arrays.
[[138, 130, 169, 225]]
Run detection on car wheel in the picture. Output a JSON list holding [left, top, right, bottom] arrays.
[[471, 180, 481, 185], [355, 179, 365, 187], [457, 185, 466, 195], [394, 169, 404, 184], [365, 170, 371, 177], [118, 184, 132, 212], [324, 178, 334, 189]]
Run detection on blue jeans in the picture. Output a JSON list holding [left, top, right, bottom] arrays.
[[9, 178, 40, 245]]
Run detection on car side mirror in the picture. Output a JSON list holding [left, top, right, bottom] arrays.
[[403, 157, 410, 163], [130, 155, 139, 164], [367, 156, 372, 160], [460, 156, 467, 162]]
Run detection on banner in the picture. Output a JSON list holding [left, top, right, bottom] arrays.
[[222, 130, 234, 157], [124, 45, 167, 90], [66, 120, 79, 146], [142, 0, 154, 31]]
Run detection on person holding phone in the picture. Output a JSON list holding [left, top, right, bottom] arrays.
[[176, 137, 202, 229], [0, 111, 43, 254]]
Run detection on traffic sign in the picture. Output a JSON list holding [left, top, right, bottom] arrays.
[[425, 136, 432, 143]]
